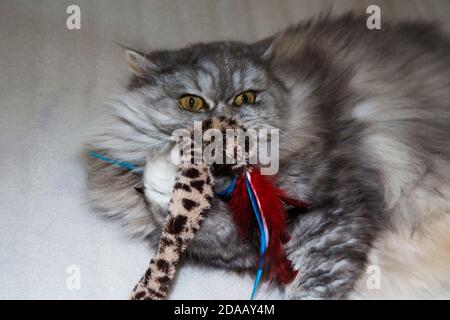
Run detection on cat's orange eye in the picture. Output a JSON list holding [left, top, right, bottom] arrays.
[[179, 95, 205, 112], [233, 91, 256, 107]]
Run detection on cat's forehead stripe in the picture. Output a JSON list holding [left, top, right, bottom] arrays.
[[199, 61, 220, 79], [196, 70, 215, 99], [232, 71, 241, 89]]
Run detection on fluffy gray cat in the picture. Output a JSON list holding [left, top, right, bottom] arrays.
[[86, 14, 450, 299]]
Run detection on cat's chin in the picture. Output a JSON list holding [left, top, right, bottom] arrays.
[[143, 145, 179, 211]]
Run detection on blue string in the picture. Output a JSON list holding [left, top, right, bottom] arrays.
[[217, 175, 268, 300], [245, 176, 267, 256], [88, 151, 144, 173], [216, 176, 238, 198], [245, 175, 267, 300]]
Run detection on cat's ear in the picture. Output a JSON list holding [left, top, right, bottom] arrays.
[[251, 37, 274, 61], [125, 49, 159, 77]]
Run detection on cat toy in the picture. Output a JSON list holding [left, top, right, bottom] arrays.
[[89, 117, 310, 300], [218, 167, 311, 298]]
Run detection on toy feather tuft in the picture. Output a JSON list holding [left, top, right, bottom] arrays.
[[229, 168, 298, 284], [247, 168, 297, 284]]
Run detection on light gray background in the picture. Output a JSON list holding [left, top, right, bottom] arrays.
[[1, 0, 450, 299]]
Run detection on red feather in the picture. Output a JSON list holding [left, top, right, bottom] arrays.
[[279, 195, 311, 211], [228, 175, 252, 239], [228, 168, 302, 284], [247, 168, 297, 284]]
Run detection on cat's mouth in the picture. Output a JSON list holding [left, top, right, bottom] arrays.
[[155, 116, 281, 179]]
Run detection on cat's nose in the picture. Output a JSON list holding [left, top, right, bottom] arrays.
[[211, 102, 234, 117]]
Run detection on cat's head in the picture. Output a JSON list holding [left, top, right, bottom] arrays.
[[102, 40, 288, 162], [97, 40, 286, 162], [128, 40, 285, 125]]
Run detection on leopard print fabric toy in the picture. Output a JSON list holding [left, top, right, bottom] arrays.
[[131, 117, 246, 300]]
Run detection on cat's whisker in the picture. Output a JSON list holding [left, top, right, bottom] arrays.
[[249, 122, 300, 147], [146, 140, 170, 151], [250, 121, 295, 139], [279, 129, 300, 146]]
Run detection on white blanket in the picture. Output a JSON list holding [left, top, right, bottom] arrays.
[[1, 0, 449, 299]]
